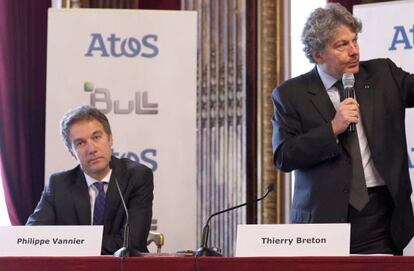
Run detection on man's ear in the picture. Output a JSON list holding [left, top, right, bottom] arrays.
[[311, 50, 324, 64], [68, 148, 76, 159], [109, 134, 113, 146]]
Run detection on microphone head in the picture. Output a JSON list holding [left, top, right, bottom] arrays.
[[267, 183, 275, 193], [342, 73, 355, 88]]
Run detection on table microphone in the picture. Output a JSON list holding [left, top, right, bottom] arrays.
[[110, 161, 141, 257], [342, 73, 356, 132], [194, 184, 275, 256]]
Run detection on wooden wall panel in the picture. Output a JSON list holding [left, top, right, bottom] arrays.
[[257, 0, 290, 225]]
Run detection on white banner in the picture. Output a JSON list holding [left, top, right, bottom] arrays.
[[354, 0, 414, 254], [45, 8, 197, 253]]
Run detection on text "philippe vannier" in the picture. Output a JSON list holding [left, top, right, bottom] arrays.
[[16, 237, 85, 246]]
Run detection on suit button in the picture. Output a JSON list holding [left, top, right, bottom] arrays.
[[340, 217, 347, 222], [343, 189, 349, 193]]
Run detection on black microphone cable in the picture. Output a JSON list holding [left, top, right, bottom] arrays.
[[195, 183, 275, 257]]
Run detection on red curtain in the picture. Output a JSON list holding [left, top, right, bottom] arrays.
[[329, 1, 395, 12], [0, 0, 49, 224], [328, 0, 363, 12], [139, 0, 180, 10]]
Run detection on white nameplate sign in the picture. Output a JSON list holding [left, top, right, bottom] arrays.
[[0, 226, 103, 256], [236, 224, 350, 256]]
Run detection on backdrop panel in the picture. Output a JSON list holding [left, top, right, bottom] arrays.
[[46, 8, 197, 253], [354, 0, 414, 254]]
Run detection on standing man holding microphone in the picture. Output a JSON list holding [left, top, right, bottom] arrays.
[[272, 3, 414, 254]]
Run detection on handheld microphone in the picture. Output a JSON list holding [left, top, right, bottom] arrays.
[[195, 184, 275, 256], [110, 161, 141, 257], [342, 73, 356, 132]]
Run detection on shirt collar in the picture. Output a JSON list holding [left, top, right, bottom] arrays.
[[316, 65, 338, 91], [84, 169, 112, 187]]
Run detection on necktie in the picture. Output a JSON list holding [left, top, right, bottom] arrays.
[[93, 182, 106, 225], [336, 80, 347, 101], [335, 81, 369, 211]]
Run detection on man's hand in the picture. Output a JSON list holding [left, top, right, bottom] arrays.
[[331, 98, 359, 135]]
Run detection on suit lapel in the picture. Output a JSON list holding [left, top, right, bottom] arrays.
[[355, 67, 374, 138], [307, 67, 337, 122], [71, 168, 91, 225], [305, 66, 375, 135]]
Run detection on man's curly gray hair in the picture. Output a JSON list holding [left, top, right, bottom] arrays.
[[302, 3, 362, 63]]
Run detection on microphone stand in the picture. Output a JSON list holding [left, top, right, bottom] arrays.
[[112, 172, 141, 257], [195, 184, 274, 256]]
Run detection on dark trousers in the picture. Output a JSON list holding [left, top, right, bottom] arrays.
[[348, 186, 401, 255]]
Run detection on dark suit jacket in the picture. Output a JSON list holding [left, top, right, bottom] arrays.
[[26, 156, 153, 255], [272, 58, 414, 251]]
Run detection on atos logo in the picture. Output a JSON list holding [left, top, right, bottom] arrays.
[[113, 148, 158, 172], [409, 147, 414, 169], [85, 33, 159, 58], [84, 82, 158, 115], [389, 25, 414, 51]]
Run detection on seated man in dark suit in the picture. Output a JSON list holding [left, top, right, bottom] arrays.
[[27, 105, 154, 255], [272, 3, 414, 254]]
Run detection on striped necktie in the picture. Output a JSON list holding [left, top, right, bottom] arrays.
[[93, 182, 106, 225]]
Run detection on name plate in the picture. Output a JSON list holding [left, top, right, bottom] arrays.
[[0, 226, 103, 256], [236, 224, 350, 256]]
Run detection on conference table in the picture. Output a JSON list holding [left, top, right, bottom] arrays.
[[1, 255, 414, 271]]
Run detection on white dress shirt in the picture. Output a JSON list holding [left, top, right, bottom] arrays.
[[317, 65, 385, 188]]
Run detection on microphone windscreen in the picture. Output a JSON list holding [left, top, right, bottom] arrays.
[[342, 73, 355, 89]]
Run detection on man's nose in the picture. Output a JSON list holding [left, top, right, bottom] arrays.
[[86, 140, 98, 153], [349, 43, 358, 55]]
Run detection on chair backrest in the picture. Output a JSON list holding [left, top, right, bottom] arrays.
[[147, 231, 165, 253]]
